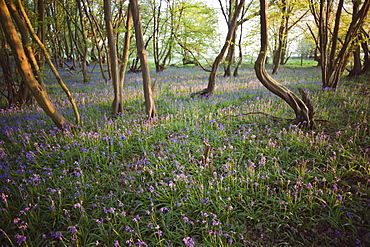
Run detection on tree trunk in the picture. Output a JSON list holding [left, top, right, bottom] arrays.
[[119, 4, 133, 86], [76, 0, 90, 83], [272, 25, 284, 74], [0, 43, 16, 107], [359, 30, 370, 75], [348, 36, 362, 77], [104, 0, 123, 115], [255, 0, 314, 128], [233, 21, 244, 77], [0, 0, 71, 129], [13, 0, 80, 125], [311, 0, 370, 89], [7, 1, 45, 88], [272, 0, 288, 75], [131, 0, 157, 118], [192, 0, 245, 97], [224, 29, 237, 77], [84, 0, 107, 82], [348, 2, 362, 77]]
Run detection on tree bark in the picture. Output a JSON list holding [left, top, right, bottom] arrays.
[[255, 0, 314, 128], [131, 0, 157, 118], [348, 36, 362, 77], [359, 29, 370, 75], [348, 1, 362, 77], [224, 29, 237, 77], [233, 21, 244, 77], [84, 0, 107, 82], [35, 0, 45, 70], [76, 0, 90, 83], [7, 1, 45, 89], [0, 42, 16, 107], [104, 0, 123, 115], [119, 4, 133, 86], [0, 0, 71, 129]]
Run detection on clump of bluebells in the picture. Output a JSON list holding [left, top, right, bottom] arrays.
[[0, 64, 369, 246]]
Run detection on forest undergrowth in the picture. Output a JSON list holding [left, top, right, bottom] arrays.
[[0, 64, 369, 246]]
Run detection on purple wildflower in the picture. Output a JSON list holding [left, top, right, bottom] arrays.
[[67, 226, 78, 234], [336, 194, 343, 203], [137, 239, 148, 246], [132, 215, 140, 222], [1, 193, 8, 205], [51, 231, 62, 240], [183, 236, 195, 247], [14, 233, 27, 246]]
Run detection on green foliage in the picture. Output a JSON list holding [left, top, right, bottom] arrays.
[[0, 64, 369, 246]]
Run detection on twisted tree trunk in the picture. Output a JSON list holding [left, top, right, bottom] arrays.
[[255, 0, 314, 128]]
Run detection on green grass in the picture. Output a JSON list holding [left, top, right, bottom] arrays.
[[0, 64, 369, 246]]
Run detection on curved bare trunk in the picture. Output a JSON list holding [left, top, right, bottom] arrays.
[[255, 0, 314, 128]]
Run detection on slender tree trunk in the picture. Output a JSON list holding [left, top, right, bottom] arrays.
[[0, 0, 71, 129], [280, 22, 289, 65], [359, 30, 370, 75], [152, 0, 160, 72], [84, 0, 107, 82], [36, 0, 45, 69], [255, 0, 314, 128], [104, 0, 123, 115], [0, 42, 16, 106], [7, 1, 45, 88], [206, 0, 244, 94], [119, 4, 133, 86], [311, 0, 370, 89], [224, 29, 237, 77], [13, 0, 80, 125], [348, 37, 362, 77], [233, 22, 243, 77], [272, 25, 284, 74], [76, 0, 90, 83], [348, 1, 361, 77], [192, 0, 245, 97], [272, 0, 288, 75], [131, 0, 157, 118]]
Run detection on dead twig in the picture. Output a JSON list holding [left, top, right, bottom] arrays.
[[202, 141, 212, 165], [225, 111, 293, 121]]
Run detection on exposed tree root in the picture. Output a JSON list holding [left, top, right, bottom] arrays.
[[190, 88, 212, 98]]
